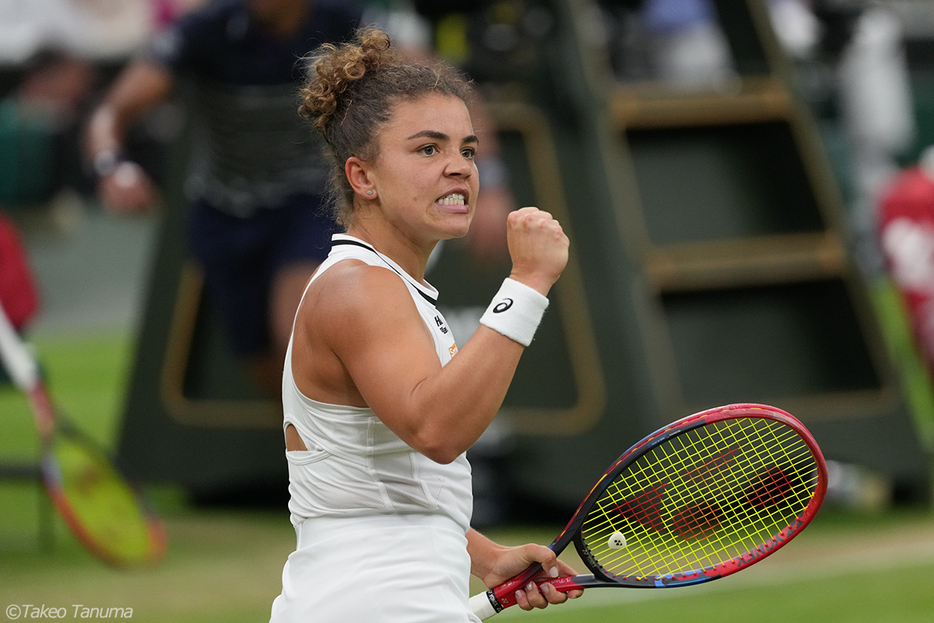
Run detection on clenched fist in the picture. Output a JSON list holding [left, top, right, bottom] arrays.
[[505, 207, 569, 296]]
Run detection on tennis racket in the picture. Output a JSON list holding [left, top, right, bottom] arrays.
[[470, 403, 827, 619], [0, 302, 166, 567]]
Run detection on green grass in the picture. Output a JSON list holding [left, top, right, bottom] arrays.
[[3, 507, 934, 623], [0, 330, 133, 458], [0, 330, 136, 549], [2, 331, 934, 622]]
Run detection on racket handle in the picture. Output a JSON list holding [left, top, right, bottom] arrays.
[[469, 591, 500, 621], [0, 302, 39, 391], [470, 576, 588, 619]]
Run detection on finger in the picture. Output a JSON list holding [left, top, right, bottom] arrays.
[[521, 544, 560, 579], [112, 161, 143, 190], [513, 206, 541, 216], [541, 552, 561, 580], [513, 588, 533, 611], [522, 581, 549, 610], [508, 206, 550, 227], [540, 582, 569, 605]]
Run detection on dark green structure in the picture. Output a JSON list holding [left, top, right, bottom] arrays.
[[118, 0, 931, 509]]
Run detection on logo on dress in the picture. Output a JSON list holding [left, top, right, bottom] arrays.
[[434, 315, 449, 334]]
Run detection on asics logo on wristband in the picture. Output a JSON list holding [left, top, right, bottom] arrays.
[[480, 278, 548, 346], [493, 298, 514, 313]]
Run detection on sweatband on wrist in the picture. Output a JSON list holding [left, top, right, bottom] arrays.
[[479, 278, 549, 347]]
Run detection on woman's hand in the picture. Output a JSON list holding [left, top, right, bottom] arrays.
[[468, 530, 583, 612], [506, 207, 569, 297]]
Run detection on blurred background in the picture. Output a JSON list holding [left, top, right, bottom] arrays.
[[2, 0, 934, 621]]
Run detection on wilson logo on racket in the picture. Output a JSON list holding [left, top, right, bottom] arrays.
[[612, 483, 732, 541]]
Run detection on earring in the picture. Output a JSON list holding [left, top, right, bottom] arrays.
[[366, 190, 373, 195]]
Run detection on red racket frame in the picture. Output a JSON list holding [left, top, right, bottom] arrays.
[[478, 403, 827, 613]]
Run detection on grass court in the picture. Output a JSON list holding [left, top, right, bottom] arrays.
[[1, 331, 933, 622]]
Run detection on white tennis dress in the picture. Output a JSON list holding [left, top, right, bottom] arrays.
[[269, 234, 479, 622]]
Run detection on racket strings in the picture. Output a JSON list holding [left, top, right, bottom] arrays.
[[52, 437, 159, 564], [633, 421, 814, 571], [581, 418, 818, 579], [606, 422, 813, 575], [683, 421, 812, 557]]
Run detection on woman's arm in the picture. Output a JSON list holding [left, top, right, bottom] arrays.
[[84, 59, 175, 213], [294, 260, 525, 463], [292, 208, 568, 463]]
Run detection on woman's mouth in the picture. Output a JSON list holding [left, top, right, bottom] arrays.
[[437, 193, 466, 206], [436, 193, 469, 213]]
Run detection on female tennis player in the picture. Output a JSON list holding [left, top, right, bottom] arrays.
[[268, 27, 581, 622]]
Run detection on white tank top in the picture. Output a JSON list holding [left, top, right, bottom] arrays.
[[282, 234, 473, 532]]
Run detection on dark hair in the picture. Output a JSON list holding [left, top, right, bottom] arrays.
[[299, 27, 473, 226]]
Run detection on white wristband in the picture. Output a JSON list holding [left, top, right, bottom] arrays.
[[479, 278, 549, 347]]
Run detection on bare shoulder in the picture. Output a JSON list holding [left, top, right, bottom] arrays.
[[297, 260, 416, 332], [291, 259, 421, 405]]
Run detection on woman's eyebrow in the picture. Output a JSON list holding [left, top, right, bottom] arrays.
[[407, 130, 448, 141], [406, 130, 479, 144]]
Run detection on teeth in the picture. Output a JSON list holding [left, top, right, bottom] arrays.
[[438, 193, 465, 205]]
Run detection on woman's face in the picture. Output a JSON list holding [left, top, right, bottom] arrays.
[[366, 93, 480, 245]]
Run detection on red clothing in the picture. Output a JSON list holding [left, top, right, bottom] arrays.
[[878, 166, 934, 373], [0, 212, 39, 330]]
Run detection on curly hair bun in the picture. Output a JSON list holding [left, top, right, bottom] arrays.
[[298, 28, 399, 133]]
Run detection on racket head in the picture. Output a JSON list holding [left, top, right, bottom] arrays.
[[0, 305, 166, 567], [567, 403, 826, 588], [40, 407, 167, 568]]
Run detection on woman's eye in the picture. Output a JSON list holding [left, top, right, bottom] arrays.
[[420, 145, 437, 156], [462, 147, 476, 159]]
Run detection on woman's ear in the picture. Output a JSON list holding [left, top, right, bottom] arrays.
[[345, 156, 376, 199]]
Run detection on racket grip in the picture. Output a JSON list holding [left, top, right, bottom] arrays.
[[469, 591, 500, 620], [0, 302, 39, 390], [470, 576, 586, 619]]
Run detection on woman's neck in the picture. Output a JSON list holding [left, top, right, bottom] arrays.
[[346, 221, 434, 283]]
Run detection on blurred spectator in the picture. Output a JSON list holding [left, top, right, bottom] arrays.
[[0, 0, 154, 65], [768, 0, 822, 61], [837, 3, 916, 276], [878, 146, 934, 376], [770, 0, 917, 278], [0, 0, 163, 208], [0, 211, 39, 331], [770, 1, 916, 277], [601, 0, 736, 88], [84, 0, 363, 395], [639, 0, 736, 88]]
